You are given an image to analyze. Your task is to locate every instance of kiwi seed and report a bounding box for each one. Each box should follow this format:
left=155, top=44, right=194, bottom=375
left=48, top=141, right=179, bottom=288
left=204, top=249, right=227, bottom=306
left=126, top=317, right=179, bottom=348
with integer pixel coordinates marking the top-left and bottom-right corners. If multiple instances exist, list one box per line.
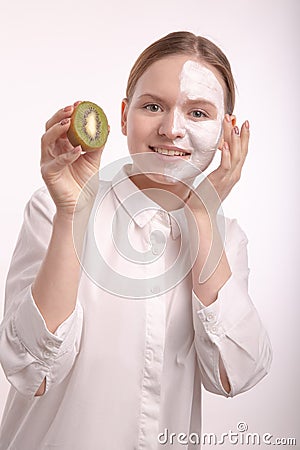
left=67, top=101, right=109, bottom=152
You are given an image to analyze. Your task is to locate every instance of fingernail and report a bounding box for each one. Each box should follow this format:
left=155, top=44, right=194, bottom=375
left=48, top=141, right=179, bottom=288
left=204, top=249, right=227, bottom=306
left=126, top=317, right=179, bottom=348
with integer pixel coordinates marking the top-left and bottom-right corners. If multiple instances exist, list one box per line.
left=225, top=114, right=231, bottom=122
left=234, top=126, right=239, bottom=135
left=63, top=105, right=73, bottom=112
left=245, top=120, right=250, bottom=129
left=61, top=118, right=70, bottom=125
left=74, top=101, right=81, bottom=107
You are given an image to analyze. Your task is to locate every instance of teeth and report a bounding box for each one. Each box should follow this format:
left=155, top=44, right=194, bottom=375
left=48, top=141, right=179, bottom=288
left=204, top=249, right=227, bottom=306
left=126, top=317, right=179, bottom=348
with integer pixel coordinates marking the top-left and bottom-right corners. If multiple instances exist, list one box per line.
left=152, top=147, right=189, bottom=157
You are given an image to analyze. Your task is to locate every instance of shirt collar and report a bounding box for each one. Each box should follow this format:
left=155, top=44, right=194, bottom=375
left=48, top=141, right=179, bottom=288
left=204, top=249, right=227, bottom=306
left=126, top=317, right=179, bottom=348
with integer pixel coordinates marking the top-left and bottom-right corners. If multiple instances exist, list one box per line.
left=112, top=164, right=185, bottom=239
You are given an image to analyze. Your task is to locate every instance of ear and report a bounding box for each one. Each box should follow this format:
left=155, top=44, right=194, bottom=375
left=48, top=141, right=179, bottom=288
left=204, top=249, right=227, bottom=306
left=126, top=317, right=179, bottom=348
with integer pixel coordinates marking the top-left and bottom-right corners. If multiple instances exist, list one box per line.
left=217, top=114, right=236, bottom=149
left=121, top=98, right=128, bottom=136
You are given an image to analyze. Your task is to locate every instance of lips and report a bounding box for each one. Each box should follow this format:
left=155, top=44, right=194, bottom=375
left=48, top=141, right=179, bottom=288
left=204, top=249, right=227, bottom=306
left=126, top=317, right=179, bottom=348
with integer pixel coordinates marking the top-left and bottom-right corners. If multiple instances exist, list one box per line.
left=149, top=146, right=191, bottom=157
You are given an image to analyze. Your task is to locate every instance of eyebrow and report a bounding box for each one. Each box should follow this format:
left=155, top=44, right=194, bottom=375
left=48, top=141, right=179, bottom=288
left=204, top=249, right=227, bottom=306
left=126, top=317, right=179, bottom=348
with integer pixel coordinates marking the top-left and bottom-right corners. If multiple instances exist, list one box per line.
left=184, top=98, right=217, bottom=110
left=137, top=93, right=217, bottom=110
left=137, top=93, right=166, bottom=103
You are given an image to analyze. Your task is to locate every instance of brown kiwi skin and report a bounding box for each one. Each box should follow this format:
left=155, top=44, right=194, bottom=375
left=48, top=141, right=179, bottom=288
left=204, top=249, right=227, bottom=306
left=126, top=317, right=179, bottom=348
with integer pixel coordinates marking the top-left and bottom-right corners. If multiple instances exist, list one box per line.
left=67, top=101, right=109, bottom=152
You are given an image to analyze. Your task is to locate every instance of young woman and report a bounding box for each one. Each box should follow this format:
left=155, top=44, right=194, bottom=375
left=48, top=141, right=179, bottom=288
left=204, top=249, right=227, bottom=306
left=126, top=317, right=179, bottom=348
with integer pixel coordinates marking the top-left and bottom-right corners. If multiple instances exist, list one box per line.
left=0, top=31, right=272, bottom=450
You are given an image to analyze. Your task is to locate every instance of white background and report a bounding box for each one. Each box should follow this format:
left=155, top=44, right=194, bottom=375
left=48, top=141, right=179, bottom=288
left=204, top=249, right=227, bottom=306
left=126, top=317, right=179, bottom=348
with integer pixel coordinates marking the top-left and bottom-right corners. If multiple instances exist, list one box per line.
left=0, top=0, right=299, bottom=448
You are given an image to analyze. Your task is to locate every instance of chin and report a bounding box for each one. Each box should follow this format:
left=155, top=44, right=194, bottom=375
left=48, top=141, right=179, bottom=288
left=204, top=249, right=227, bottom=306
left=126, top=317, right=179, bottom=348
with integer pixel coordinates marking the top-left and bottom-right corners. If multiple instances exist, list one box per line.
left=129, top=150, right=209, bottom=187
left=144, top=172, right=181, bottom=186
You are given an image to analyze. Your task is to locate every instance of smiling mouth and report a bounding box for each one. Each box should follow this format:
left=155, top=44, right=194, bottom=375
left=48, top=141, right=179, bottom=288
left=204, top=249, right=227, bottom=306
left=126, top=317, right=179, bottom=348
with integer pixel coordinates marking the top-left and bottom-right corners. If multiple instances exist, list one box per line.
left=149, top=146, right=191, bottom=157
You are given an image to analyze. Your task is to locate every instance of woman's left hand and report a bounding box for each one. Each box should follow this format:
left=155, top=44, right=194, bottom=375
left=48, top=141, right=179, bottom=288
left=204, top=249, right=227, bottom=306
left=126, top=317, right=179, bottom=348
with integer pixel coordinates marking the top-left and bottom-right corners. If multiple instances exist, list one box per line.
left=186, top=115, right=250, bottom=215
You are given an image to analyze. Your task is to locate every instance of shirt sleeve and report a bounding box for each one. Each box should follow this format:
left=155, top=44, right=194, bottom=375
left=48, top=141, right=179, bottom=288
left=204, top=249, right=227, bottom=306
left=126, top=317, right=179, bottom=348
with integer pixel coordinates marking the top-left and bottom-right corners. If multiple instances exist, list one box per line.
left=0, top=188, right=83, bottom=398
left=192, top=218, right=272, bottom=397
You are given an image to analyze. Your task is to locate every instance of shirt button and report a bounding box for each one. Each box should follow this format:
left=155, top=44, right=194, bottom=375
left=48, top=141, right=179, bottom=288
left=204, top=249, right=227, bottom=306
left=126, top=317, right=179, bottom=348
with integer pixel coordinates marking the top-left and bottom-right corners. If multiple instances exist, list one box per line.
left=206, top=313, right=215, bottom=322
left=152, top=246, right=160, bottom=255
left=46, top=339, right=54, bottom=348
left=151, top=286, right=161, bottom=295
left=210, top=326, right=218, bottom=334
left=43, top=350, right=51, bottom=359
left=198, top=311, right=206, bottom=321
left=147, top=349, right=154, bottom=362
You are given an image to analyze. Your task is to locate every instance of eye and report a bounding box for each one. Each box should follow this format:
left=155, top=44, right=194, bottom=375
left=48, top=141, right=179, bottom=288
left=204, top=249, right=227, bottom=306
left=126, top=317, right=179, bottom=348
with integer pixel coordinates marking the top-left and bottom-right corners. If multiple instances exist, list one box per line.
left=191, top=110, right=208, bottom=119
left=144, top=103, right=162, bottom=113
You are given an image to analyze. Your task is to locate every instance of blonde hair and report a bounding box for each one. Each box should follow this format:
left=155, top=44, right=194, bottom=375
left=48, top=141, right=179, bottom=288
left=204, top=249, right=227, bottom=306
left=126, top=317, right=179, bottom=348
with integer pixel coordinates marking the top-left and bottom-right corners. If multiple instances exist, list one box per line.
left=126, top=31, right=235, bottom=114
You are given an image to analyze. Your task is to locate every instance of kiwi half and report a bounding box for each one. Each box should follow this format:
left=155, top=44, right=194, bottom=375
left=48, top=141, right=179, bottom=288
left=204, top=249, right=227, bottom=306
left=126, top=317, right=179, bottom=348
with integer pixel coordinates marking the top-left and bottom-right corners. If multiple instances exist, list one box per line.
left=67, top=101, right=109, bottom=152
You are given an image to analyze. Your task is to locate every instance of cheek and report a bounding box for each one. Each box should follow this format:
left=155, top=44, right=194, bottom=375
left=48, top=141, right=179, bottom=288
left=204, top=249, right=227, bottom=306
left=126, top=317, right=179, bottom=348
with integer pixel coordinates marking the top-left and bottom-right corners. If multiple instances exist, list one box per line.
left=174, top=120, right=222, bottom=154
left=127, top=109, right=155, bottom=137
left=188, top=120, right=222, bottom=153
left=126, top=112, right=144, bottom=142
left=173, top=120, right=223, bottom=172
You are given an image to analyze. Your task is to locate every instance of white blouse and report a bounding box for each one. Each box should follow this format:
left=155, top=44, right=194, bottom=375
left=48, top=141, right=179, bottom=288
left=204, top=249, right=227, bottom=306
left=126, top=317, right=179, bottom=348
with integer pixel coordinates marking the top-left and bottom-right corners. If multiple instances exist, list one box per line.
left=0, top=165, right=272, bottom=450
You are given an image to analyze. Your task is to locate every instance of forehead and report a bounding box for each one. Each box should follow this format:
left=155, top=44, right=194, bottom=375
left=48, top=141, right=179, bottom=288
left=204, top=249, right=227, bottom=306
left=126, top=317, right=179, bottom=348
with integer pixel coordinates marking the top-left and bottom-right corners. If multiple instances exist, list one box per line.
left=132, top=55, right=225, bottom=102
left=180, top=60, right=223, bottom=98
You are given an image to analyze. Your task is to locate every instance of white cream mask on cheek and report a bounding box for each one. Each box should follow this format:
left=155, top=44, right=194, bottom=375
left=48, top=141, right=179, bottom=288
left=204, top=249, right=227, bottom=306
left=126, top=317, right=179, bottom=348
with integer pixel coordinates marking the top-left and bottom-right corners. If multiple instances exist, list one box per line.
left=162, top=60, right=225, bottom=182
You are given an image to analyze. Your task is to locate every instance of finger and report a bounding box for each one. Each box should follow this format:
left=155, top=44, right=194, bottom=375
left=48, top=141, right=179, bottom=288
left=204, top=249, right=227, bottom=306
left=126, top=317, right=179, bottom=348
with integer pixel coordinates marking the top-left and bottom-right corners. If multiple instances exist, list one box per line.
left=219, top=141, right=231, bottom=171
left=41, top=146, right=81, bottom=179
left=228, top=125, right=242, bottom=165
left=222, top=114, right=236, bottom=147
left=240, top=120, right=250, bottom=159
left=45, top=105, right=75, bottom=131
left=41, top=118, right=72, bottom=162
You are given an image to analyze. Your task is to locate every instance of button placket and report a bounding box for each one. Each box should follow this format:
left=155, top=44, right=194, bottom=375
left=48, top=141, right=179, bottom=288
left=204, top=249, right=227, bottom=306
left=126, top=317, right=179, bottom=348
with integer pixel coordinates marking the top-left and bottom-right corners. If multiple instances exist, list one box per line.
left=152, top=247, right=160, bottom=255
left=138, top=298, right=166, bottom=448
left=43, top=350, right=51, bottom=359
left=46, top=339, right=54, bottom=349
left=149, top=228, right=166, bottom=257
left=206, top=312, right=216, bottom=322
left=150, top=285, right=161, bottom=295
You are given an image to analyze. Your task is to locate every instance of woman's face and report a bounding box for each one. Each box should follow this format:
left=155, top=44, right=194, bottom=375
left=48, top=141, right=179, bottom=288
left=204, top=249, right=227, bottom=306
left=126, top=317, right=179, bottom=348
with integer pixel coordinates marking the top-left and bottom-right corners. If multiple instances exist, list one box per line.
left=121, top=54, right=226, bottom=185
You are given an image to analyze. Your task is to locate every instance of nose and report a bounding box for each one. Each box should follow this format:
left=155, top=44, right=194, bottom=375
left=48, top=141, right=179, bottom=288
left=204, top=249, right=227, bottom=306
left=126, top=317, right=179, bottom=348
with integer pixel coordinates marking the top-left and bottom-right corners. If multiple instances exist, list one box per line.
left=158, top=108, right=186, bottom=140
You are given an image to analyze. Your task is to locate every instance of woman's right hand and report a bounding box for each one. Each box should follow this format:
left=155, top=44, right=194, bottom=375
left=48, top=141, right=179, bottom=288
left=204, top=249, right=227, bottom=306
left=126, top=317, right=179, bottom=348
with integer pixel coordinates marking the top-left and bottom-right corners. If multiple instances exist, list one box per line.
left=40, top=102, right=108, bottom=219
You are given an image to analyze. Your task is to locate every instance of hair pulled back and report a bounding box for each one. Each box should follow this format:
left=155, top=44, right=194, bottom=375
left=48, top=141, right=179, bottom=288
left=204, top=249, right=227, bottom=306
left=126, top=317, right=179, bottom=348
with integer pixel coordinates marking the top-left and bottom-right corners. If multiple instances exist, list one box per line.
left=126, top=31, right=235, bottom=115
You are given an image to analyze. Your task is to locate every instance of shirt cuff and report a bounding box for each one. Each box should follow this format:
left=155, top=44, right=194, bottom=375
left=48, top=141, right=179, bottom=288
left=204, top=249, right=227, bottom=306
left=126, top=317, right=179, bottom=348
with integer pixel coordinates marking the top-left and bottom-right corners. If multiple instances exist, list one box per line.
left=13, top=285, right=80, bottom=365
left=192, top=273, right=253, bottom=344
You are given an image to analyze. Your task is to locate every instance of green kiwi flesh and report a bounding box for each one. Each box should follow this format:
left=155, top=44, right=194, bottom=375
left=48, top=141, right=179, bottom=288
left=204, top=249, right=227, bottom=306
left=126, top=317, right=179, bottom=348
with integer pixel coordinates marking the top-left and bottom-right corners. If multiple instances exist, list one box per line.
left=67, top=101, right=109, bottom=152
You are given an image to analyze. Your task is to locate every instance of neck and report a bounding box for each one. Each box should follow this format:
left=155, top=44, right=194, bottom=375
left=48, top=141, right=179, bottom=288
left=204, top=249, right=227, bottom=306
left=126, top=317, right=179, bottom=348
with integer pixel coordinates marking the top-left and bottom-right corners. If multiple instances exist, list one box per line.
left=129, top=173, right=191, bottom=211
